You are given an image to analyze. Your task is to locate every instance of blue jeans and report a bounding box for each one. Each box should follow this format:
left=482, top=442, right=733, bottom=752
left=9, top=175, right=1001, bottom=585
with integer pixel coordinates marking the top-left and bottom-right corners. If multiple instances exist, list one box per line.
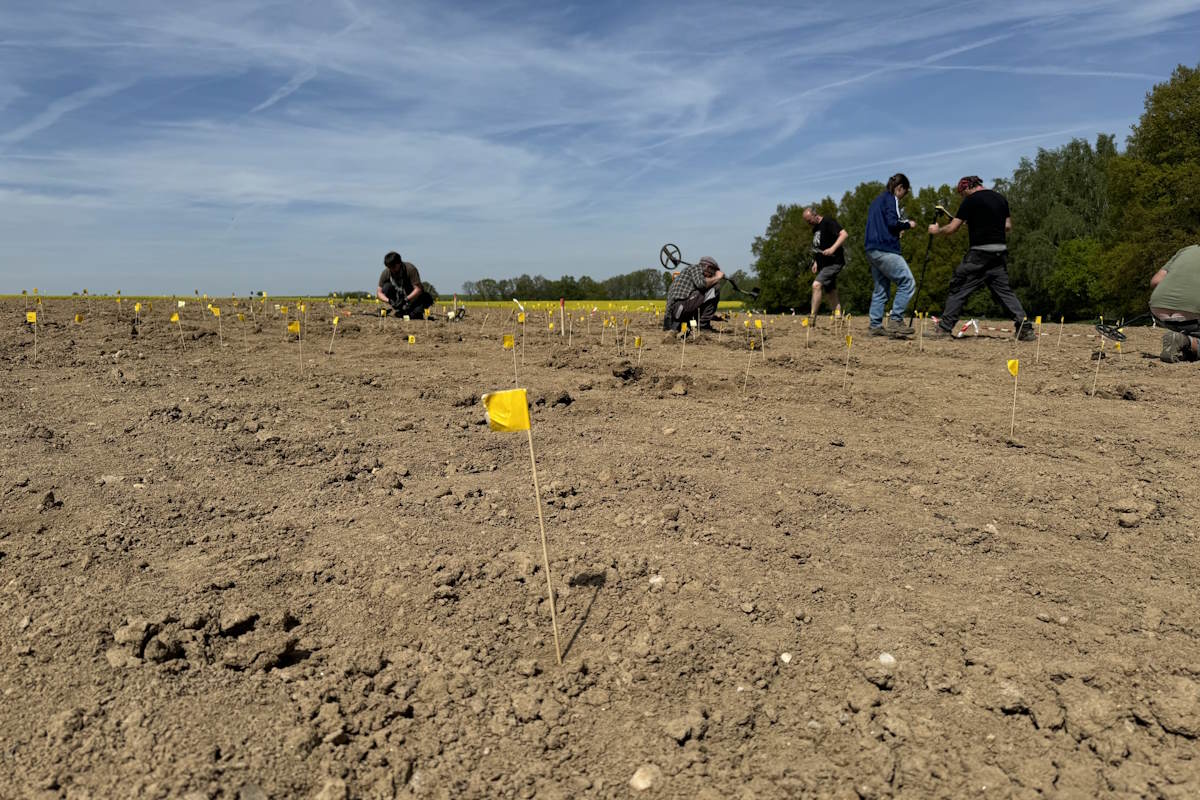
left=866, top=249, right=915, bottom=328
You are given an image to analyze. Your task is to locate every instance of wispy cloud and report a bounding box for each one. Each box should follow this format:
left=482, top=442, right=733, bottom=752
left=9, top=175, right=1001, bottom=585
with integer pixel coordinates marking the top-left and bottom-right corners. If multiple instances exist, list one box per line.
left=251, top=65, right=317, bottom=112
left=0, top=82, right=127, bottom=146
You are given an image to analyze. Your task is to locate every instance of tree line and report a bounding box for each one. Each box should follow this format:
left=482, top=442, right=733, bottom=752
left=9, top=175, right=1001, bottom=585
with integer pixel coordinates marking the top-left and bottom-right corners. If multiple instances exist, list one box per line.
left=456, top=64, right=1197, bottom=320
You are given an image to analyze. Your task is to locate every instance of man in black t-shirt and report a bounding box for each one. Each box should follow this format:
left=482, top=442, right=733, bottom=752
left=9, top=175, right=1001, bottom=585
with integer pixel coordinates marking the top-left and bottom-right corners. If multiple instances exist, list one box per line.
left=377, top=251, right=435, bottom=318
left=802, top=207, right=848, bottom=323
left=927, top=176, right=1035, bottom=341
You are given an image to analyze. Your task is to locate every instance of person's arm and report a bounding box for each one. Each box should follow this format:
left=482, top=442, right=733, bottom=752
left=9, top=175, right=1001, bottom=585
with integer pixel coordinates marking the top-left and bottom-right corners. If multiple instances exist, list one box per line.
left=376, top=285, right=389, bottom=303
left=405, top=282, right=423, bottom=303
left=885, top=197, right=915, bottom=234
left=703, top=269, right=724, bottom=289
left=1150, top=268, right=1168, bottom=288
left=929, top=218, right=965, bottom=236
left=823, top=229, right=849, bottom=256
left=1005, top=216, right=1013, bottom=234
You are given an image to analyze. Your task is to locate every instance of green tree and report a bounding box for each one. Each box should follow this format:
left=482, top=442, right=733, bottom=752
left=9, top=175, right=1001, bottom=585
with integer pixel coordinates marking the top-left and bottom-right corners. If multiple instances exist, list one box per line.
left=1102, top=64, right=1200, bottom=316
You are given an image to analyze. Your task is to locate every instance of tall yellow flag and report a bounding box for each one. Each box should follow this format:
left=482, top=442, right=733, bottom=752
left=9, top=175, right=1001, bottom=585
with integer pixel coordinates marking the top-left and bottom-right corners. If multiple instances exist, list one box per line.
left=503, top=334, right=514, bottom=349
left=634, top=336, right=642, bottom=348
left=481, top=389, right=530, bottom=432
left=755, top=319, right=763, bottom=329
left=288, top=320, right=300, bottom=334
left=134, top=302, right=142, bottom=313
left=211, top=307, right=221, bottom=317
left=1007, top=359, right=1019, bottom=377
left=408, top=335, right=416, bottom=344
left=518, top=312, right=526, bottom=324
left=846, top=334, right=852, bottom=348
left=26, top=311, right=37, bottom=323
left=332, top=316, right=339, bottom=326
left=74, top=313, right=84, bottom=324
left=801, top=317, right=809, bottom=328
left=1034, top=316, right=1042, bottom=325
left=170, top=312, right=180, bottom=323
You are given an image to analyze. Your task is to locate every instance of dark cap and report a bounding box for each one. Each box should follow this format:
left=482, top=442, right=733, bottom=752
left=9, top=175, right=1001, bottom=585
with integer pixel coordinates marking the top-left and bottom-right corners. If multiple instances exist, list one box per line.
left=697, top=256, right=719, bottom=271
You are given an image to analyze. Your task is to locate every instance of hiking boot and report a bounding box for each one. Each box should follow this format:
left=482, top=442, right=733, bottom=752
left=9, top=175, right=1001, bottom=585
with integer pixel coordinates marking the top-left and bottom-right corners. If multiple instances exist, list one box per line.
left=869, top=325, right=888, bottom=337
left=1016, top=323, right=1037, bottom=342
left=925, top=324, right=953, bottom=339
left=1161, top=331, right=1193, bottom=363
left=887, top=317, right=914, bottom=337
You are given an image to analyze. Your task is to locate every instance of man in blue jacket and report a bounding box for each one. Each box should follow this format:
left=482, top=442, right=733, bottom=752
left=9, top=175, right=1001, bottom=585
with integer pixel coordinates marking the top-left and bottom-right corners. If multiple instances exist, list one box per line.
left=864, top=174, right=918, bottom=337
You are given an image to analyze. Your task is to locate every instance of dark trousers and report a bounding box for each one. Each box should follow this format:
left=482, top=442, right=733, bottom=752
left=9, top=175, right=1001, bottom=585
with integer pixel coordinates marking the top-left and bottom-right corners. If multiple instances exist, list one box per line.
left=938, top=249, right=1028, bottom=332
left=663, top=289, right=719, bottom=330
left=382, top=284, right=434, bottom=318
left=1153, top=313, right=1200, bottom=337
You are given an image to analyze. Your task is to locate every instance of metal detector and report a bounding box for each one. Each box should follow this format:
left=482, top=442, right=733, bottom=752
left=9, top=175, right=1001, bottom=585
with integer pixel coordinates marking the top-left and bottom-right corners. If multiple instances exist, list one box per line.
left=907, top=203, right=953, bottom=325
left=659, top=243, right=761, bottom=300
left=1095, top=312, right=1152, bottom=342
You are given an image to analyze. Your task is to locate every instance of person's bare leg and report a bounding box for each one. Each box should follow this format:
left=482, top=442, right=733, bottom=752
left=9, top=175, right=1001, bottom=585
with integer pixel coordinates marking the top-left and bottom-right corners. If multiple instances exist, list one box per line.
left=810, top=281, right=823, bottom=317
left=826, top=286, right=839, bottom=314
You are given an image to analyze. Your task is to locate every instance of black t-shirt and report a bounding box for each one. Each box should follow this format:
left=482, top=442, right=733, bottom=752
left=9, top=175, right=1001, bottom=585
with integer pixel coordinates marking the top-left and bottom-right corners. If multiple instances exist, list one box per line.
left=955, top=189, right=1010, bottom=248
left=812, top=216, right=846, bottom=266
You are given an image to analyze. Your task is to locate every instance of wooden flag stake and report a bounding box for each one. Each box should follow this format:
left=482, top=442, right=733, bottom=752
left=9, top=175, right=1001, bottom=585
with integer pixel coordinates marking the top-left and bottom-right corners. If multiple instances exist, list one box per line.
left=1035, top=317, right=1043, bottom=364
left=680, top=322, right=687, bottom=369
left=1009, top=360, right=1019, bottom=438
left=841, top=335, right=852, bottom=392
left=1090, top=336, right=1105, bottom=397
left=328, top=317, right=339, bottom=354
left=1057, top=316, right=1065, bottom=348
left=742, top=344, right=753, bottom=395
left=525, top=426, right=562, bottom=665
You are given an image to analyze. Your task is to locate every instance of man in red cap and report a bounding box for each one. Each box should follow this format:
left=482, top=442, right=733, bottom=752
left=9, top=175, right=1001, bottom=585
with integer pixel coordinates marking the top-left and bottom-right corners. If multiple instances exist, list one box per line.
left=926, top=176, right=1035, bottom=340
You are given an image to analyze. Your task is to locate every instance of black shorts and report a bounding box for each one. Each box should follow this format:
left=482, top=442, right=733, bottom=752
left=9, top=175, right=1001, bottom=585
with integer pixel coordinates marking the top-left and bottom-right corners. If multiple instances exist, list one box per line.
left=814, top=263, right=844, bottom=289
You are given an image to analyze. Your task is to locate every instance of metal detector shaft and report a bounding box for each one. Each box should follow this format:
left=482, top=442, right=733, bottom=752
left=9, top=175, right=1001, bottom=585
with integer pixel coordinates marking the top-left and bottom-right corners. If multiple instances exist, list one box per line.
left=907, top=206, right=950, bottom=326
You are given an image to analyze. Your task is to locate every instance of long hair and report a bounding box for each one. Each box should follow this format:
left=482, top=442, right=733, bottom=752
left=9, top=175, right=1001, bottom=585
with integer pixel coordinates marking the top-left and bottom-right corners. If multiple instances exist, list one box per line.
left=885, top=173, right=911, bottom=194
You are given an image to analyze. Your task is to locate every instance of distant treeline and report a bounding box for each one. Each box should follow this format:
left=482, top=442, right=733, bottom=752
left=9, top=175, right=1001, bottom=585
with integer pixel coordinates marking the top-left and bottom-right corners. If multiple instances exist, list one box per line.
left=458, top=269, right=753, bottom=303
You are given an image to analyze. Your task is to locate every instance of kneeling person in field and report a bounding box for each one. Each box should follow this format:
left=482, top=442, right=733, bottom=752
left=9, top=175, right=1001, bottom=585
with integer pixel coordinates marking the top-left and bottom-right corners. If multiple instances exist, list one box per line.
left=663, top=256, right=724, bottom=332
left=1150, top=244, right=1200, bottom=363
left=377, top=251, right=435, bottom=318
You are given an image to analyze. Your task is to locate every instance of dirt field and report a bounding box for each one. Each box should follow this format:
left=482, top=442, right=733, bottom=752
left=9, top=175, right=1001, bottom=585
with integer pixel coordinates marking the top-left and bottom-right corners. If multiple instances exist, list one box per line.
left=3, top=298, right=1198, bottom=799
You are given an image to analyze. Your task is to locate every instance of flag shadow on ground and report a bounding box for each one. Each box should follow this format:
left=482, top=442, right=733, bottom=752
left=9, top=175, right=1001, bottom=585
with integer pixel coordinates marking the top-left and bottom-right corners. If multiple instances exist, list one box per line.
left=562, top=570, right=606, bottom=660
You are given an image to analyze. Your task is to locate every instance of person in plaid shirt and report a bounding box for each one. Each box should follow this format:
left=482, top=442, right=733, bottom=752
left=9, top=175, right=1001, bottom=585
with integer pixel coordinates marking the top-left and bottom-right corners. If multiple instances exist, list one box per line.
left=662, top=256, right=725, bottom=331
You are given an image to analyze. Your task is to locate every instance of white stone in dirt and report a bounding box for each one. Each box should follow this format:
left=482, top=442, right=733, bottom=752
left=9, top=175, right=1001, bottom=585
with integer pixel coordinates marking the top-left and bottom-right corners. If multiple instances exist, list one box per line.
left=878, top=652, right=896, bottom=667
left=648, top=575, right=665, bottom=591
left=780, top=652, right=793, bottom=664
left=629, top=764, right=663, bottom=791
left=662, top=427, right=676, bottom=436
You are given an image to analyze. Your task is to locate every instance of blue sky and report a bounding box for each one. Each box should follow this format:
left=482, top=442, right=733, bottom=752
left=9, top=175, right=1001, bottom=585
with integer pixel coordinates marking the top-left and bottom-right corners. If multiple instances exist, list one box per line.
left=2, top=1, right=1199, bottom=295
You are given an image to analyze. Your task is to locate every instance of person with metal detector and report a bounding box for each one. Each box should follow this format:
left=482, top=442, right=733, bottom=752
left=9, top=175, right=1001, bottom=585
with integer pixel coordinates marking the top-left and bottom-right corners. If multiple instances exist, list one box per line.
left=864, top=173, right=918, bottom=338
left=926, top=176, right=1035, bottom=341
left=662, top=254, right=724, bottom=332
left=377, top=251, right=435, bottom=319
left=802, top=207, right=848, bottom=324
left=1149, top=244, right=1200, bottom=363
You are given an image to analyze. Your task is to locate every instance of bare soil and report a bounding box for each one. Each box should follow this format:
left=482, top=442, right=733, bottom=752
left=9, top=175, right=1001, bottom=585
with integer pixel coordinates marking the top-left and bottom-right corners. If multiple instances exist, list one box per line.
left=3, top=299, right=1198, bottom=799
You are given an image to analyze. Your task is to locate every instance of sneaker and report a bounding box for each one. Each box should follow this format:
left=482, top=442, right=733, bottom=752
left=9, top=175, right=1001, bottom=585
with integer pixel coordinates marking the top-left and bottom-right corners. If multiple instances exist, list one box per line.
left=869, top=325, right=888, bottom=337
left=887, top=317, right=914, bottom=337
left=1161, top=331, right=1191, bottom=363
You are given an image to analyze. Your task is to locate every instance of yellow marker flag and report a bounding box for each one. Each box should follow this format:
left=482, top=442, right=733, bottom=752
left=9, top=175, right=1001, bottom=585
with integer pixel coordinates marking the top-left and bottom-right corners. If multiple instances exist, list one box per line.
left=288, top=320, right=300, bottom=334
left=1035, top=316, right=1042, bottom=325
left=408, top=335, right=416, bottom=344
left=379, top=309, right=386, bottom=317
left=237, top=313, right=245, bottom=322
left=846, top=335, right=852, bottom=348
left=1007, top=359, right=1019, bottom=377
left=755, top=319, right=763, bottom=329
left=26, top=311, right=37, bottom=323
left=135, top=302, right=142, bottom=313
left=743, top=320, right=749, bottom=328
left=1115, top=342, right=1122, bottom=353
left=170, top=312, right=180, bottom=323
left=548, top=322, right=555, bottom=331
left=299, top=303, right=306, bottom=313
left=503, top=334, right=514, bottom=349
left=680, top=322, right=687, bottom=333
left=481, top=388, right=530, bottom=432
left=281, top=305, right=289, bottom=314
left=211, top=307, right=221, bottom=317
left=634, top=336, right=642, bottom=348
left=332, top=316, right=339, bottom=326
left=801, top=317, right=809, bottom=328
left=74, top=313, right=84, bottom=324
left=518, top=312, right=526, bottom=324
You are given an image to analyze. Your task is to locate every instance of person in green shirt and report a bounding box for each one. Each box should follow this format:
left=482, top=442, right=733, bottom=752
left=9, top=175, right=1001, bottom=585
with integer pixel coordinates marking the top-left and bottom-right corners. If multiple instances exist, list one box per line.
left=1149, top=245, right=1200, bottom=363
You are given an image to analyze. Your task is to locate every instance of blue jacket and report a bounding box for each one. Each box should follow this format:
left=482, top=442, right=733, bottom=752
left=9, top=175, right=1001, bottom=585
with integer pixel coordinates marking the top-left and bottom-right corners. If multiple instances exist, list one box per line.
left=864, top=191, right=911, bottom=255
